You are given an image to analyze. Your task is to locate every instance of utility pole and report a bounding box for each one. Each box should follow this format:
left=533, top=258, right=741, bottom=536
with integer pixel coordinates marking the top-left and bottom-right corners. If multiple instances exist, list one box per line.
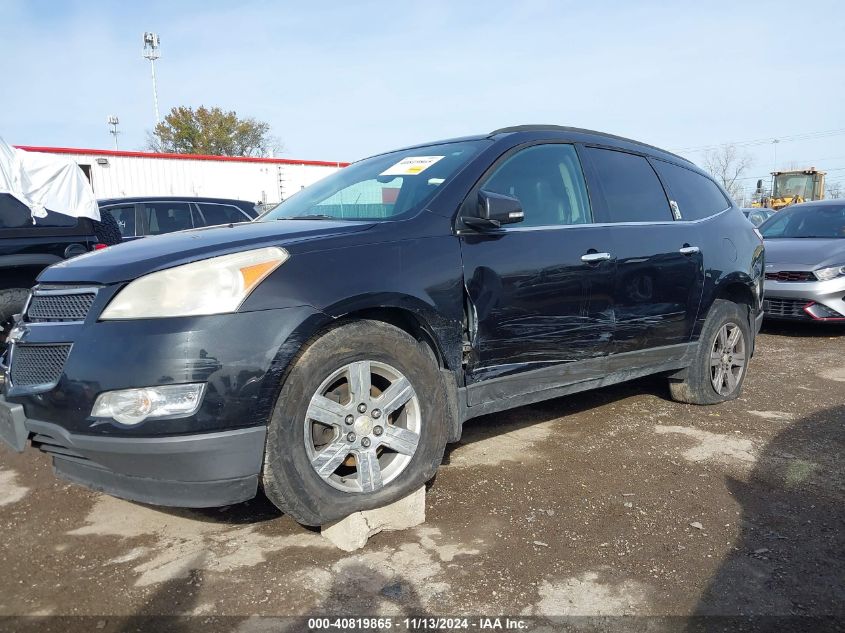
left=142, top=32, right=161, bottom=126
left=107, top=115, right=120, bottom=150
left=772, top=138, right=780, bottom=171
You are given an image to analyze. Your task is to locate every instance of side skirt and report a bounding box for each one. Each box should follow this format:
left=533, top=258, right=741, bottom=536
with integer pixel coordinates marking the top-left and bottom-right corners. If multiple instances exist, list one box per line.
left=460, top=342, right=695, bottom=422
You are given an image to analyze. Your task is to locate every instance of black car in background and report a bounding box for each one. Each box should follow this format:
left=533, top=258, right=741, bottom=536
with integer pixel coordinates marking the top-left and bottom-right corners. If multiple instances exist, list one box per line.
left=0, top=193, right=122, bottom=343
left=0, top=126, right=764, bottom=526
left=0, top=195, right=258, bottom=343
left=100, top=196, right=259, bottom=240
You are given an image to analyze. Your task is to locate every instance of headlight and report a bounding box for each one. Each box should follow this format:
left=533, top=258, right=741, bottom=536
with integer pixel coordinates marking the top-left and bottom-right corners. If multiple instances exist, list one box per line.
left=101, top=247, right=288, bottom=319
left=91, top=383, right=206, bottom=426
left=814, top=265, right=845, bottom=282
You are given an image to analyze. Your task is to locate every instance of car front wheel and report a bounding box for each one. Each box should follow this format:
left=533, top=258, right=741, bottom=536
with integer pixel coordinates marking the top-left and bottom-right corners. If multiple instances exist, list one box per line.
left=262, top=320, right=449, bottom=526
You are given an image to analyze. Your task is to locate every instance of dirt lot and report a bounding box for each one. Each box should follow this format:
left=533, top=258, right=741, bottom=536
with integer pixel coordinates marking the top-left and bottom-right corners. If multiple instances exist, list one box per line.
left=0, top=322, right=843, bottom=627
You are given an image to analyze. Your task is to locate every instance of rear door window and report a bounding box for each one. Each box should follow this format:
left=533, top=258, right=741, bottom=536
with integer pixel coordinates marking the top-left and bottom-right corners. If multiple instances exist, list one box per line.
left=584, top=148, right=672, bottom=223
left=652, top=160, right=731, bottom=220
left=102, top=205, right=137, bottom=237
left=197, top=203, right=251, bottom=226
left=142, top=202, right=193, bottom=235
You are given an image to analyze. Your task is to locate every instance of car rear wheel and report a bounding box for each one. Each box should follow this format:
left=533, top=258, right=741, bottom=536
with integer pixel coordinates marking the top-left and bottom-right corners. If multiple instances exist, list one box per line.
left=262, top=320, right=449, bottom=526
left=669, top=299, right=751, bottom=405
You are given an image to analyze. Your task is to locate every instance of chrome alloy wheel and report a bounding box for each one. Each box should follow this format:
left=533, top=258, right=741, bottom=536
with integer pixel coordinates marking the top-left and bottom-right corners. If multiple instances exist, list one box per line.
left=304, top=360, right=421, bottom=493
left=710, top=322, right=746, bottom=396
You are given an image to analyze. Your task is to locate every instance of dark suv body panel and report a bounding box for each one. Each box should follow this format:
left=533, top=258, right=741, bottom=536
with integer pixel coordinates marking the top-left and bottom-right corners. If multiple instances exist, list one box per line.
left=0, top=127, right=764, bottom=509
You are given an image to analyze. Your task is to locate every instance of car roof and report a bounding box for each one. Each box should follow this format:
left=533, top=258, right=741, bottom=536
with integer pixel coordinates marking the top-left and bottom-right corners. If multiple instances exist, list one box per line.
left=488, top=125, right=692, bottom=164
left=374, top=125, right=694, bottom=168
left=97, top=196, right=256, bottom=206
left=787, top=198, right=845, bottom=208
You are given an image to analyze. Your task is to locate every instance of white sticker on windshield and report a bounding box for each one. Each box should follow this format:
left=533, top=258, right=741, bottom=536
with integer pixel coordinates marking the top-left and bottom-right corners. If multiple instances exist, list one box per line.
left=380, top=156, right=444, bottom=176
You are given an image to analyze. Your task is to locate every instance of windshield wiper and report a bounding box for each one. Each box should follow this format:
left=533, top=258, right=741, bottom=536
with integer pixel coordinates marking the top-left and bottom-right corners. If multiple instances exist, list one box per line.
left=277, top=214, right=338, bottom=221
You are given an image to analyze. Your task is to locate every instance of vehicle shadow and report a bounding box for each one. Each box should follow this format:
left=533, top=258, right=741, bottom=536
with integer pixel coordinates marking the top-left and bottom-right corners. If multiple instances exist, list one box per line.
left=147, top=374, right=670, bottom=524
left=761, top=320, right=845, bottom=337
left=443, top=374, right=668, bottom=464
left=693, top=404, right=845, bottom=624
left=132, top=491, right=284, bottom=526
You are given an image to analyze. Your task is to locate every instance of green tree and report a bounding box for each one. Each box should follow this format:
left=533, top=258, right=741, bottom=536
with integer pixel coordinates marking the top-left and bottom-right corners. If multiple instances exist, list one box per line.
left=147, top=106, right=277, bottom=157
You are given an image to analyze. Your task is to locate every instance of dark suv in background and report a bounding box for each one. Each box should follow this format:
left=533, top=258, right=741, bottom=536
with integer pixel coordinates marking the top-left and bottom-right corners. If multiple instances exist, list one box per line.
left=0, top=126, right=764, bottom=526
left=0, top=193, right=122, bottom=343
left=101, top=196, right=259, bottom=241
left=0, top=195, right=258, bottom=343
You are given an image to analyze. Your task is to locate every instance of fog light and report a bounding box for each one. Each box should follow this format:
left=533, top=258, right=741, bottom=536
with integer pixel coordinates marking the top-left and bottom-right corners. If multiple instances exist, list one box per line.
left=91, top=384, right=206, bottom=426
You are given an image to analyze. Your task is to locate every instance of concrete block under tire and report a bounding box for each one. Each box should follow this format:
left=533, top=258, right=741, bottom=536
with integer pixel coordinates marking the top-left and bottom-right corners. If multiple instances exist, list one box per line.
left=321, top=486, right=426, bottom=551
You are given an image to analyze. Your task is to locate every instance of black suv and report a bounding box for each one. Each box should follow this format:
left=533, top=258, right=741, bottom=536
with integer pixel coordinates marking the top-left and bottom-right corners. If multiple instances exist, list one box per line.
left=0, top=194, right=121, bottom=343
left=100, top=196, right=259, bottom=241
left=0, top=126, right=764, bottom=525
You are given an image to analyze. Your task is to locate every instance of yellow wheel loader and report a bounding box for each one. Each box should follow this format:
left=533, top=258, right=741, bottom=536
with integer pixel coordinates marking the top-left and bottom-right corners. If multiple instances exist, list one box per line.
left=751, top=168, right=826, bottom=210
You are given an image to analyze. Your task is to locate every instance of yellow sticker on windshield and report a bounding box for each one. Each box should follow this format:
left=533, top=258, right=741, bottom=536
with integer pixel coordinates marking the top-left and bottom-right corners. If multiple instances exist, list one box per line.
left=380, top=156, right=444, bottom=176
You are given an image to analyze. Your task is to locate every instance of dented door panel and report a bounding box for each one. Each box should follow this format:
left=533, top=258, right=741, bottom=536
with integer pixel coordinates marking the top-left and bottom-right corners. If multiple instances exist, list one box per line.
left=460, top=225, right=615, bottom=404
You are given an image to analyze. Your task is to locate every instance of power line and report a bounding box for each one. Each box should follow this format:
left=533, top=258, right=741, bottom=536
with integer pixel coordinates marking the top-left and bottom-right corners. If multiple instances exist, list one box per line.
left=672, top=128, right=845, bottom=153
left=732, top=165, right=845, bottom=182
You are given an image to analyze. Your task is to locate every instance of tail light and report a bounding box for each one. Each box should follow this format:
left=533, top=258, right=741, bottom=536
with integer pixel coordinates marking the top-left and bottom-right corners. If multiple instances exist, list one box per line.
left=93, top=243, right=108, bottom=250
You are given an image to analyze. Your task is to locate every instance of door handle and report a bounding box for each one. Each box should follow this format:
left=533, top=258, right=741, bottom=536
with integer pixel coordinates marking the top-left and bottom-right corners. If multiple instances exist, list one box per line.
left=581, top=252, right=613, bottom=264
left=679, top=246, right=701, bottom=255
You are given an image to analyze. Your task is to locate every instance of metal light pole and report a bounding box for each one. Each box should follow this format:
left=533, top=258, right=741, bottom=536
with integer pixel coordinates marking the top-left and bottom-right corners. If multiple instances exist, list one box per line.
left=107, top=115, right=120, bottom=150
left=142, top=32, right=161, bottom=126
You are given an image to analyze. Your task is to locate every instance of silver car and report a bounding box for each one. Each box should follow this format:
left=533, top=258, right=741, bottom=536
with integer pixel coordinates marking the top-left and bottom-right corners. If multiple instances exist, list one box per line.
left=742, top=207, right=775, bottom=227
left=760, top=200, right=845, bottom=322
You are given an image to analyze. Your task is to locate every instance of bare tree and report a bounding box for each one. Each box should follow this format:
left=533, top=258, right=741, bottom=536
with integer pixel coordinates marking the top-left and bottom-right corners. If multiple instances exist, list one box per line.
left=702, top=144, right=753, bottom=203
left=825, top=181, right=843, bottom=199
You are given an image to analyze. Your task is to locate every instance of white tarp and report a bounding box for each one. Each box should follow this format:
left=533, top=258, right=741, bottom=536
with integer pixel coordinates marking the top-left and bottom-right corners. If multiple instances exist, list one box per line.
left=0, top=137, right=100, bottom=222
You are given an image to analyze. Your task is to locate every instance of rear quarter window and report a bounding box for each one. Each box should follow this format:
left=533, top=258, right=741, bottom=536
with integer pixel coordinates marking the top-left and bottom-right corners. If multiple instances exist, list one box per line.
left=102, top=205, right=136, bottom=237
left=653, top=160, right=731, bottom=221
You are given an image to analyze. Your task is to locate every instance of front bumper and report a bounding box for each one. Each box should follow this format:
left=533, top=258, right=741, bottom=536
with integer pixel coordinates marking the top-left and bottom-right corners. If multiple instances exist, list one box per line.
left=3, top=304, right=327, bottom=435
left=763, top=275, right=845, bottom=321
left=0, top=394, right=266, bottom=507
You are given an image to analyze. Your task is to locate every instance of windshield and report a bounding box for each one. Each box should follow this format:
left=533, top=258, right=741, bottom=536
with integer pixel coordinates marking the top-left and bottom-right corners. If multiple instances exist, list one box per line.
left=773, top=173, right=814, bottom=199
left=760, top=204, right=845, bottom=239
left=261, top=140, right=489, bottom=221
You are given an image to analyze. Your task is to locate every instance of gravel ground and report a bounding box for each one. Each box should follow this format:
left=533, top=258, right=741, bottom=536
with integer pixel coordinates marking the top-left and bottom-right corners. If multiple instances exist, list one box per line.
left=0, top=322, right=843, bottom=627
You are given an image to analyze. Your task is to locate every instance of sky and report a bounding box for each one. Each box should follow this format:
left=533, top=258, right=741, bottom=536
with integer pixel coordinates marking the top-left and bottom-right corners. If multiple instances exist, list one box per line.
left=2, top=0, right=844, bottom=197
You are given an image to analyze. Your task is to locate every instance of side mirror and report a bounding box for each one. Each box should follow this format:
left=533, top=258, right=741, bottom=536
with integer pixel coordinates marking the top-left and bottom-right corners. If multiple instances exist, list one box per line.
left=465, top=190, right=525, bottom=229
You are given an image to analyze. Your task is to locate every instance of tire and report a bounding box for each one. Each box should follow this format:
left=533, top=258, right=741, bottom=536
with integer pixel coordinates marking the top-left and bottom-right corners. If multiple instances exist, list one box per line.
left=669, top=299, right=751, bottom=405
left=0, top=288, right=30, bottom=346
left=262, top=320, right=450, bottom=526
left=92, top=210, right=122, bottom=246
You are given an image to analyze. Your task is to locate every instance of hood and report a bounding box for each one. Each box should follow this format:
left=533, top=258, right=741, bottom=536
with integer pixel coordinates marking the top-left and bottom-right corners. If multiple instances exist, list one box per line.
left=764, top=238, right=845, bottom=268
left=39, top=219, right=375, bottom=284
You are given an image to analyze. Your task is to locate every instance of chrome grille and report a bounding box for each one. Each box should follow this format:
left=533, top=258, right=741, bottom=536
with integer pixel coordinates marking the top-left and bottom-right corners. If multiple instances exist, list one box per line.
left=10, top=344, right=71, bottom=388
left=765, top=271, right=815, bottom=282
left=27, top=292, right=96, bottom=322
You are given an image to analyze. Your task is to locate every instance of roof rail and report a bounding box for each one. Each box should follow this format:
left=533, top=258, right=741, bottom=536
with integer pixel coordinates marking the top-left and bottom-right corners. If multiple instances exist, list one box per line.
left=488, top=125, right=692, bottom=164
